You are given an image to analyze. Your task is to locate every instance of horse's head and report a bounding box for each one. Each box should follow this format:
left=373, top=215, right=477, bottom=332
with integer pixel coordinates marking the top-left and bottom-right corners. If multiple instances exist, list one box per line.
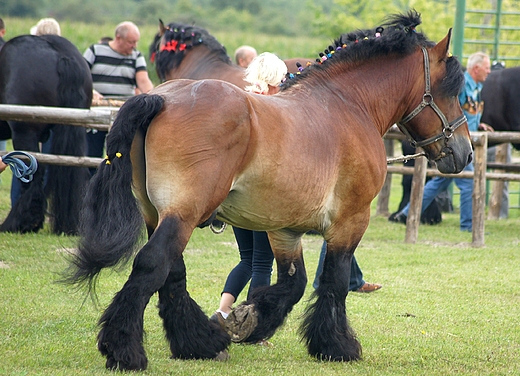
left=150, top=20, right=233, bottom=82
left=149, top=20, right=205, bottom=81
left=398, top=29, right=473, bottom=174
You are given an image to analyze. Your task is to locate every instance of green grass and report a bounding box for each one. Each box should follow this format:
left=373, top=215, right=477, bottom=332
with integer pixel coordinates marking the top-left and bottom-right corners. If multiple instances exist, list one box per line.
left=1, top=154, right=519, bottom=375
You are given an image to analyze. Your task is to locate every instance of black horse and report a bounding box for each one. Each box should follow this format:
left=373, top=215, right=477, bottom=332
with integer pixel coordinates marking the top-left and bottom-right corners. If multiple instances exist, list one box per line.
left=481, top=65, right=520, bottom=149
left=0, top=35, right=92, bottom=234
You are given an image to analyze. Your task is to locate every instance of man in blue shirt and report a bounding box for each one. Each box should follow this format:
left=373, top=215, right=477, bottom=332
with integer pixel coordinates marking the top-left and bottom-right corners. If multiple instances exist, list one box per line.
left=390, top=52, right=492, bottom=232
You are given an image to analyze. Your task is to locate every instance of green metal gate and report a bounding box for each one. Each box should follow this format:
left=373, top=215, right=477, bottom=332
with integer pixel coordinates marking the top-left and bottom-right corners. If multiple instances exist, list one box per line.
left=453, top=0, right=520, bottom=66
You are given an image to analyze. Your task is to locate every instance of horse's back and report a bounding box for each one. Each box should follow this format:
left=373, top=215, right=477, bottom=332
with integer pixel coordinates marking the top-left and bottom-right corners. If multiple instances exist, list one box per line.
left=0, top=35, right=91, bottom=107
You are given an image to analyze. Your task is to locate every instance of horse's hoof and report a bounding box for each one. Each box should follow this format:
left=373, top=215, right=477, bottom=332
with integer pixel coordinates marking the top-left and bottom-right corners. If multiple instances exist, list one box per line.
left=105, top=356, right=147, bottom=371
left=223, top=304, right=258, bottom=343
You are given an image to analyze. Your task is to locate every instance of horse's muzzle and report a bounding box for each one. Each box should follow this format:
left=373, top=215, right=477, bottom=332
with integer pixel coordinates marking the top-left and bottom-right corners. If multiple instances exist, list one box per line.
left=434, top=145, right=473, bottom=174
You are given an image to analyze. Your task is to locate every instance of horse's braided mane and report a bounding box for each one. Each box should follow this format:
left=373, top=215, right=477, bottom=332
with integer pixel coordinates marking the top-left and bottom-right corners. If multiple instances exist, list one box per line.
left=154, top=23, right=232, bottom=80
left=281, top=10, right=437, bottom=91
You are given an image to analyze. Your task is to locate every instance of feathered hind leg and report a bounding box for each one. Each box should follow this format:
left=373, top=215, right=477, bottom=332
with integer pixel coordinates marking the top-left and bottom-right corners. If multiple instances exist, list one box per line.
left=157, top=217, right=230, bottom=360
left=98, top=217, right=182, bottom=371
left=301, top=242, right=362, bottom=361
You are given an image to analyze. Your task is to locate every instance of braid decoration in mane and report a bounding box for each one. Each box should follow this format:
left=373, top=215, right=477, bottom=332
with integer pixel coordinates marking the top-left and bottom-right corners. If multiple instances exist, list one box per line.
left=281, top=10, right=433, bottom=90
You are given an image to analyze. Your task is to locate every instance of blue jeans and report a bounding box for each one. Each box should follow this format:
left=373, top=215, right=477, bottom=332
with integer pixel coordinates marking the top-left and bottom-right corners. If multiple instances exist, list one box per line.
left=313, top=241, right=364, bottom=291
left=222, top=227, right=274, bottom=300
left=10, top=131, right=53, bottom=206
left=402, top=162, right=474, bottom=231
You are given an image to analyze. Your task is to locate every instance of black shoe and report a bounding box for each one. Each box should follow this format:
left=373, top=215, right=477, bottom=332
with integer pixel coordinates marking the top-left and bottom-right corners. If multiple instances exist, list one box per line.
left=388, top=212, right=407, bottom=224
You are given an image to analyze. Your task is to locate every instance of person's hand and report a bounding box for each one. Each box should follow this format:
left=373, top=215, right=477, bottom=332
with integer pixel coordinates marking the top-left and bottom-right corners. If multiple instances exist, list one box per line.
left=478, top=123, right=494, bottom=132
left=92, top=89, right=104, bottom=101
left=0, top=160, right=7, bottom=173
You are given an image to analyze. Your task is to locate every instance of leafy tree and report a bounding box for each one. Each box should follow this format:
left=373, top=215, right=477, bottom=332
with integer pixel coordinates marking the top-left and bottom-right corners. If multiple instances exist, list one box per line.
left=217, top=0, right=262, bottom=14
left=0, top=0, right=40, bottom=17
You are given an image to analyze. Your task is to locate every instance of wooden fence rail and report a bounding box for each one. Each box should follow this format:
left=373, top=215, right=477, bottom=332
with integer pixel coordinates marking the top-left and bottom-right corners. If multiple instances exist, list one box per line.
left=0, top=151, right=103, bottom=168
left=380, top=130, right=520, bottom=247
left=0, top=104, right=115, bottom=131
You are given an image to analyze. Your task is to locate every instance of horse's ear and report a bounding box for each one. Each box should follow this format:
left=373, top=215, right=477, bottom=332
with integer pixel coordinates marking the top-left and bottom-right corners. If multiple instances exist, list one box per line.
left=159, top=19, right=167, bottom=36
left=433, top=28, right=452, bottom=60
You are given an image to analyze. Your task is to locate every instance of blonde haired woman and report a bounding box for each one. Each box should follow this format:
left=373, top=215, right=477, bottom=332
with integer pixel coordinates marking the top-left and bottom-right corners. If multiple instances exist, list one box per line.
left=244, top=52, right=287, bottom=95
left=211, top=52, right=287, bottom=345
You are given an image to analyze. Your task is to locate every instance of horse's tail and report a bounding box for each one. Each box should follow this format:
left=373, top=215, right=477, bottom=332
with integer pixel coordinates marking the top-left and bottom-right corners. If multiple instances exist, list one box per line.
left=66, top=94, right=165, bottom=289
left=45, top=56, right=91, bottom=234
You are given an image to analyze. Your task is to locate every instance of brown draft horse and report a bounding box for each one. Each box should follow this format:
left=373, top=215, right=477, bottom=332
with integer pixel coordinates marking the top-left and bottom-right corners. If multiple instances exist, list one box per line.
left=66, top=12, right=472, bottom=371
left=150, top=20, right=312, bottom=86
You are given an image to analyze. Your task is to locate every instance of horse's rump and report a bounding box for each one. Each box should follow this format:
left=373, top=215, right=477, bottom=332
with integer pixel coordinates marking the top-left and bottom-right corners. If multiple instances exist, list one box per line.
left=0, top=35, right=92, bottom=234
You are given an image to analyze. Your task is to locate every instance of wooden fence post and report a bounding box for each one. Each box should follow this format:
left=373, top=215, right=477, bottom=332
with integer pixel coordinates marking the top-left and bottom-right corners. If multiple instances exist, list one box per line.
left=487, top=143, right=508, bottom=220
left=471, top=133, right=487, bottom=247
left=405, top=149, right=427, bottom=244
left=376, top=139, right=394, bottom=216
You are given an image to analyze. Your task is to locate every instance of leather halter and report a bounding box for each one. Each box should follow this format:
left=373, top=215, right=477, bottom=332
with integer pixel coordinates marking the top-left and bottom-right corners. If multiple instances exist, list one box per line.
left=397, top=47, right=467, bottom=149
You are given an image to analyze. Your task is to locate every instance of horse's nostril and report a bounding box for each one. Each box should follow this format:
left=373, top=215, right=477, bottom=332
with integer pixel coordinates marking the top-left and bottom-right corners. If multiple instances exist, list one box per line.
left=467, top=152, right=473, bottom=165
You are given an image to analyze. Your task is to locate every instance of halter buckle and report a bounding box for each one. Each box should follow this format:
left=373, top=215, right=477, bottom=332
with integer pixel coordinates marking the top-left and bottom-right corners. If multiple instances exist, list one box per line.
left=422, top=93, right=433, bottom=104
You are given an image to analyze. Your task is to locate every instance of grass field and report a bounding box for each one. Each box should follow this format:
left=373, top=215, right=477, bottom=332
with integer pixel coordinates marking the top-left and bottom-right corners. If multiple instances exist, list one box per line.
left=1, top=143, right=519, bottom=375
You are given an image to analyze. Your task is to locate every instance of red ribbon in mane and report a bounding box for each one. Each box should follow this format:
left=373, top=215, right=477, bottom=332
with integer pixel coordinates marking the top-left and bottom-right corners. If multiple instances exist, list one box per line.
left=160, top=40, right=179, bottom=52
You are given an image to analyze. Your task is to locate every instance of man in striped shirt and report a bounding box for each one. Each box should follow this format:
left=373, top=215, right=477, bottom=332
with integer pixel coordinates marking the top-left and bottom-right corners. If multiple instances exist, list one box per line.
left=83, top=21, right=153, bottom=160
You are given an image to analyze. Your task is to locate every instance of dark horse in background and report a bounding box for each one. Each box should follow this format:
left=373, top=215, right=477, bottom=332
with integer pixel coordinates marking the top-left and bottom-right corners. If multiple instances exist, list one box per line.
left=150, top=20, right=312, bottom=86
left=481, top=65, right=520, bottom=149
left=0, top=35, right=92, bottom=234
left=66, top=12, right=472, bottom=370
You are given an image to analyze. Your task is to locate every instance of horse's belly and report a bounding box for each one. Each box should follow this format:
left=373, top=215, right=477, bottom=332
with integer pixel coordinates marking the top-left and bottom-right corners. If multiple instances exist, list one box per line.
left=216, top=179, right=328, bottom=232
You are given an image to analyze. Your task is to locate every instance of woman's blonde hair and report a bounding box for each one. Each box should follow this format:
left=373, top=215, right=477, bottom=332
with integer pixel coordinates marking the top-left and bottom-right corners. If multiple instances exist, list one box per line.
left=244, top=52, right=287, bottom=94
left=32, top=18, right=61, bottom=36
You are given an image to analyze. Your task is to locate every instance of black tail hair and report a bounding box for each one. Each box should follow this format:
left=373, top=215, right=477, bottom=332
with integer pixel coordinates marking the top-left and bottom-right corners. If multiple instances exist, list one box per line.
left=64, top=94, right=165, bottom=290
left=45, top=56, right=91, bottom=235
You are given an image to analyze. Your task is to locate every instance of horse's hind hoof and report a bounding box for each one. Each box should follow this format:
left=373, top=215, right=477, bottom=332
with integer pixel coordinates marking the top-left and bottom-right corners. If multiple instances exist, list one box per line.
left=224, top=304, right=258, bottom=343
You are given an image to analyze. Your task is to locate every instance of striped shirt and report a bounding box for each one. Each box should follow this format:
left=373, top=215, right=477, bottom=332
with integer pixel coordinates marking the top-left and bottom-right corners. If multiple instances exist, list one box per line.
left=83, top=43, right=147, bottom=96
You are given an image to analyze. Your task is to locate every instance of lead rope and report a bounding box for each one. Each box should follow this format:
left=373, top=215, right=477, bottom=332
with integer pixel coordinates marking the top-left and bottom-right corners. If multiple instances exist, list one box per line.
left=2, top=151, right=38, bottom=182
left=386, top=152, right=426, bottom=164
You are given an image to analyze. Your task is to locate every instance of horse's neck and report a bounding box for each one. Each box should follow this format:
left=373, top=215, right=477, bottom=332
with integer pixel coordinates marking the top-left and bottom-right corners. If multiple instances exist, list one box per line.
left=322, top=55, right=422, bottom=136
